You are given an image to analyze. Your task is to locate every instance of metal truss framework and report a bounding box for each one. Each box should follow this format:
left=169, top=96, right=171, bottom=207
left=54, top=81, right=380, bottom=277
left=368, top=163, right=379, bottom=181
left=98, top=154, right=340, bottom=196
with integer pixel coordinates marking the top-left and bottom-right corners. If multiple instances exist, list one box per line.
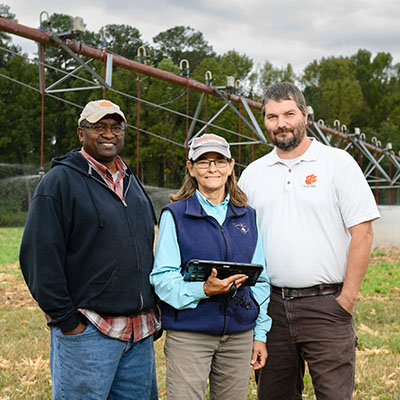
left=307, top=122, right=400, bottom=190
left=0, top=16, right=399, bottom=195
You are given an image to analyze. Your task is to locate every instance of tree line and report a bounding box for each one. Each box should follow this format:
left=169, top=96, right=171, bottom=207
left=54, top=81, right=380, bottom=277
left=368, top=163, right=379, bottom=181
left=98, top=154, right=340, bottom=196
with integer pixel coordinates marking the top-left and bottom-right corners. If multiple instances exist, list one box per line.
left=1, top=4, right=400, bottom=189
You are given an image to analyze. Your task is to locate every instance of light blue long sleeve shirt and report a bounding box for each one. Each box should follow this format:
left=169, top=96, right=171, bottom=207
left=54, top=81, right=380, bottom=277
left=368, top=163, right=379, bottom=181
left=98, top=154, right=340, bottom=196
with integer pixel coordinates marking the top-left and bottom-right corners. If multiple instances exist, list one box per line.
left=150, top=190, right=271, bottom=342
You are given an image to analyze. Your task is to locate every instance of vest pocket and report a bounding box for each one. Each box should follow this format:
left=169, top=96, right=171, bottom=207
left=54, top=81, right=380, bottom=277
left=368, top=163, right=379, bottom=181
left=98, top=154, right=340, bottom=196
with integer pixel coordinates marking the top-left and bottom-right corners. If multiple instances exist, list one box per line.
left=227, top=287, right=258, bottom=326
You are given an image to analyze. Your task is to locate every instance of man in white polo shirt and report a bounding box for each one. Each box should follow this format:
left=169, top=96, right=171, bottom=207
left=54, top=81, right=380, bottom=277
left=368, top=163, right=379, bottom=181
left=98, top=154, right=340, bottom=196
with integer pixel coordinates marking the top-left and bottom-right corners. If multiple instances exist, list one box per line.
left=239, top=82, right=380, bottom=400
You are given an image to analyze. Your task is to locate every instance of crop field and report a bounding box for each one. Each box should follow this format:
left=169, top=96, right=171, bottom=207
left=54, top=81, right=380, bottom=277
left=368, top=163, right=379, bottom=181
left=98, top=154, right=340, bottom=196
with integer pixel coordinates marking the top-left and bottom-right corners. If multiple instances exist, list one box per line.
left=0, top=227, right=399, bottom=399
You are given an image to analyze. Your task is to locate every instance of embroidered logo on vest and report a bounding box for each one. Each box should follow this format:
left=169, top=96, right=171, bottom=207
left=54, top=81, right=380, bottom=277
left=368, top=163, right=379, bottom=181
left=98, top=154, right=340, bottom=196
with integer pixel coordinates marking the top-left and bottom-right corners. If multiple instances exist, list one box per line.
left=233, top=222, right=249, bottom=234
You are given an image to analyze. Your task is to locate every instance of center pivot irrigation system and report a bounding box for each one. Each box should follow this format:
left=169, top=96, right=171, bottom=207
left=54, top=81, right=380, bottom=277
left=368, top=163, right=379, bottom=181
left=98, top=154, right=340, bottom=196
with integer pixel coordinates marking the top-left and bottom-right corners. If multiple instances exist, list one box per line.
left=0, top=15, right=399, bottom=204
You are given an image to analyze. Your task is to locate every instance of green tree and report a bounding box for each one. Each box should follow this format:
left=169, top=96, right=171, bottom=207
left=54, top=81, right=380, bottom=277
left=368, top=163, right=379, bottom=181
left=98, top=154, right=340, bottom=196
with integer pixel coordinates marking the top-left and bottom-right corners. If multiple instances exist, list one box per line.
left=0, top=5, right=45, bottom=165
left=352, top=49, right=399, bottom=129
left=191, top=52, right=267, bottom=170
left=153, top=26, right=215, bottom=71
left=0, top=56, right=41, bottom=164
left=258, top=61, right=296, bottom=89
left=0, top=4, right=22, bottom=66
left=301, top=50, right=400, bottom=154
left=102, top=24, right=146, bottom=60
left=302, top=56, right=364, bottom=127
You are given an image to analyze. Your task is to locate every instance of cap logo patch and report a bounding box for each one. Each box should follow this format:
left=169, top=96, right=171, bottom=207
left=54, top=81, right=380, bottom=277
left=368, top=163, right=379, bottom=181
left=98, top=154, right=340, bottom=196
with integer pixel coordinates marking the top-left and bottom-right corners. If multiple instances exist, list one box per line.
left=194, top=136, right=224, bottom=145
left=99, top=100, right=114, bottom=107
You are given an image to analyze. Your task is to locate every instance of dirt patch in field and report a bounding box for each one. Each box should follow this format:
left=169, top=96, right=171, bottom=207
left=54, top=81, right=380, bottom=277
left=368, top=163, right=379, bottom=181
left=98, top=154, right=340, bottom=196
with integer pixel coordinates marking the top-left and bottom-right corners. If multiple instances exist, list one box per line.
left=369, top=247, right=400, bottom=266
left=0, top=248, right=398, bottom=309
left=0, top=263, right=36, bottom=307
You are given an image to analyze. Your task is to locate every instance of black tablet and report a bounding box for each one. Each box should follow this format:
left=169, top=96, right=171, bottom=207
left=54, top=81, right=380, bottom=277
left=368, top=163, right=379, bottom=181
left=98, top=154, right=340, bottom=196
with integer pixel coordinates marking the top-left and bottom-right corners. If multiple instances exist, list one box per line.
left=183, top=259, right=263, bottom=286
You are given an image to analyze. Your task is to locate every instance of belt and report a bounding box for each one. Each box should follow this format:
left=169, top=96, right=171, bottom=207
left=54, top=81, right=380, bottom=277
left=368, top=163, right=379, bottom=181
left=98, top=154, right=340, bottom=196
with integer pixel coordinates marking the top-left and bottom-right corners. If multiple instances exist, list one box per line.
left=271, top=283, right=343, bottom=300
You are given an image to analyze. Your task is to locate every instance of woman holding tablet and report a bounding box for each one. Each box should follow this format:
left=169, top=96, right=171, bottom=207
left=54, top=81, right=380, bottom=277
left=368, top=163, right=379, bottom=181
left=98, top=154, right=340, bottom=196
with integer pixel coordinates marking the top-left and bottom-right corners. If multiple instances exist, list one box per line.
left=150, top=133, right=270, bottom=400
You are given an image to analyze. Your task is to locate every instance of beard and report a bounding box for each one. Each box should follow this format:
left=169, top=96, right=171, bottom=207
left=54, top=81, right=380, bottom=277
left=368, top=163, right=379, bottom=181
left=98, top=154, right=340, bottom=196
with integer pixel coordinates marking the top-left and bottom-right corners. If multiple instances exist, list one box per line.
left=267, top=123, right=306, bottom=152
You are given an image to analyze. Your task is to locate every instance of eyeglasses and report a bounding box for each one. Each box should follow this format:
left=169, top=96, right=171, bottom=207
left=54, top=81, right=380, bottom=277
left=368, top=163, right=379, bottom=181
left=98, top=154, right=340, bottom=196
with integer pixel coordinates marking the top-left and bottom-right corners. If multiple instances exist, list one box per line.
left=195, top=159, right=230, bottom=169
left=81, top=123, right=125, bottom=136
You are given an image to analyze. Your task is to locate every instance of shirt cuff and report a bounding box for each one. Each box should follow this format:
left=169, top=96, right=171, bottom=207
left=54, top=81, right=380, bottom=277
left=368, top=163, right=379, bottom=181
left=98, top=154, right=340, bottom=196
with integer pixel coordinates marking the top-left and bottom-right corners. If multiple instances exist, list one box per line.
left=189, top=281, right=209, bottom=299
left=253, top=331, right=267, bottom=343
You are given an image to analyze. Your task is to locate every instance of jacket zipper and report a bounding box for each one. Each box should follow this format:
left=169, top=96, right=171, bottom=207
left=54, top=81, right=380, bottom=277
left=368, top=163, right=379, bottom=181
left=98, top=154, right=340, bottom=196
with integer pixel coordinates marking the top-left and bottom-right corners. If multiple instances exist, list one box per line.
left=122, top=174, right=132, bottom=206
left=90, top=173, right=144, bottom=311
left=121, top=176, right=144, bottom=311
left=89, top=174, right=129, bottom=207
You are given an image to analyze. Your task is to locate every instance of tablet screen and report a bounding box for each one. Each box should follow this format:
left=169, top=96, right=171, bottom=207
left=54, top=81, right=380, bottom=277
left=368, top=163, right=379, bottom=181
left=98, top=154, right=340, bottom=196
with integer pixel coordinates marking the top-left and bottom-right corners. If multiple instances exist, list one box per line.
left=183, top=259, right=263, bottom=286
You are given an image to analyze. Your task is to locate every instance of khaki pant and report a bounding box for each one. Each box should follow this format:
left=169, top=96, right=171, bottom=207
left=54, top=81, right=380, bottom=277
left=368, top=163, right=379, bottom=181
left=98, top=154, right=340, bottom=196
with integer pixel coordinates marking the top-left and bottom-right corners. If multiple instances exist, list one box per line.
left=256, top=291, right=357, bottom=400
left=164, top=329, right=253, bottom=400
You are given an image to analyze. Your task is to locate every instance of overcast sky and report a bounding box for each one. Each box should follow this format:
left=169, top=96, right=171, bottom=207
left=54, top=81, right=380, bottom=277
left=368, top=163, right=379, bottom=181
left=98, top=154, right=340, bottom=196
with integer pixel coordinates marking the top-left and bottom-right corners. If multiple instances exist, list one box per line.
left=4, top=0, right=400, bottom=76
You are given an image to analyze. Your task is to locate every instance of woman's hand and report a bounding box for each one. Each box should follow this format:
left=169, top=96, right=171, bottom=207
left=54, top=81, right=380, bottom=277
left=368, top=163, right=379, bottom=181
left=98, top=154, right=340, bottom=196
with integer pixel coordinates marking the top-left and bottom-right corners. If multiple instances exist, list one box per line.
left=203, top=268, right=248, bottom=296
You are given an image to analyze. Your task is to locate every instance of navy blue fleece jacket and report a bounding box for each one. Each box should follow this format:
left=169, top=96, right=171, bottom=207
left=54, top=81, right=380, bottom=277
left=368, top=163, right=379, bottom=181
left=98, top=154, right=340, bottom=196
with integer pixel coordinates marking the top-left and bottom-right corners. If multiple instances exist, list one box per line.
left=19, top=149, right=156, bottom=332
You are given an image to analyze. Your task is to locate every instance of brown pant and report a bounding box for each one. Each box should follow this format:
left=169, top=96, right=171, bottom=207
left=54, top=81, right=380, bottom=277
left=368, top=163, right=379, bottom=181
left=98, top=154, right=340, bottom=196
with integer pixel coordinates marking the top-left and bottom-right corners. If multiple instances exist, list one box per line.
left=256, top=291, right=357, bottom=400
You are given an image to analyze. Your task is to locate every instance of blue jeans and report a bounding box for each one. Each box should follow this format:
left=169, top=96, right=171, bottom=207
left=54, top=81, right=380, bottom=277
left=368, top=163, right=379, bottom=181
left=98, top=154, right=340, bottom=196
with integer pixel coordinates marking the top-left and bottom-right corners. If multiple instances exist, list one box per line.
left=50, top=321, right=158, bottom=400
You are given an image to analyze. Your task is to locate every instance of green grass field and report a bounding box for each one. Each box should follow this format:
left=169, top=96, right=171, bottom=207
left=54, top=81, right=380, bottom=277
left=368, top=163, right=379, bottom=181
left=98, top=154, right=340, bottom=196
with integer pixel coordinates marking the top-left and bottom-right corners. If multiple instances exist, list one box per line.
left=0, top=228, right=399, bottom=399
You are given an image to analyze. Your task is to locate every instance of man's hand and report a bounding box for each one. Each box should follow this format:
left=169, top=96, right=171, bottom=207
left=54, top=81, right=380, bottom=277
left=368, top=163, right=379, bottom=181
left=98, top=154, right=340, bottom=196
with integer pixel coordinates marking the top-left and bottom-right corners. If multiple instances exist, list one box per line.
left=250, top=340, right=268, bottom=370
left=335, top=294, right=355, bottom=315
left=203, top=268, right=248, bottom=296
left=62, top=322, right=87, bottom=335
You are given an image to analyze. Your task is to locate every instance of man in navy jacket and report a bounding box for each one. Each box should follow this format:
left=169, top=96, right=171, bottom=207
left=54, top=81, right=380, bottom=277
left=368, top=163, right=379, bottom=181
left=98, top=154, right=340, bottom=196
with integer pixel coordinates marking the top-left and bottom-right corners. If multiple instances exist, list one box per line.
left=20, top=100, right=160, bottom=400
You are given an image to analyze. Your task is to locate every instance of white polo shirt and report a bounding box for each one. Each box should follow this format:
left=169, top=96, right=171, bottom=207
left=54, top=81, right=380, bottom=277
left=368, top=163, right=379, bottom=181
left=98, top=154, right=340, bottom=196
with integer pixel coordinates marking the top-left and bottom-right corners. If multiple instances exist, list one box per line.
left=239, top=139, right=380, bottom=288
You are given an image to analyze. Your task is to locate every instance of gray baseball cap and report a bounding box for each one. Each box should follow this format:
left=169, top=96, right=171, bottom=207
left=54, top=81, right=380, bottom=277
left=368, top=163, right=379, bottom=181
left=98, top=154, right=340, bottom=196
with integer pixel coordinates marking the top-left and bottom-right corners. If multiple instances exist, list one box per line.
left=188, top=134, right=231, bottom=161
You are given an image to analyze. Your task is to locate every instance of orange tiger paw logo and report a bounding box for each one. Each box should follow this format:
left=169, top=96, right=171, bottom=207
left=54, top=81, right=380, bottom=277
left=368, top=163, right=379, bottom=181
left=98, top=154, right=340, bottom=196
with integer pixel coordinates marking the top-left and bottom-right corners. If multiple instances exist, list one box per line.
left=305, top=174, right=317, bottom=185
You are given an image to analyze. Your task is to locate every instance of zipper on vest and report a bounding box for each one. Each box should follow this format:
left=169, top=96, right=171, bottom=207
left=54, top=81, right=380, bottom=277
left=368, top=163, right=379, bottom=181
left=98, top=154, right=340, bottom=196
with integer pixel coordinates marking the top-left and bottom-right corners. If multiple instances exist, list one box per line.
left=220, top=225, right=229, bottom=335
left=219, top=225, right=229, bottom=260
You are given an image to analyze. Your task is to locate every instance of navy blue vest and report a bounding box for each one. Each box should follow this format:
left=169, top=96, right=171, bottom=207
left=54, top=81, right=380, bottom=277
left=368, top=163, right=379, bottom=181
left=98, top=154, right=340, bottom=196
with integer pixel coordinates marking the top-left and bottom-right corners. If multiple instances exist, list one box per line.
left=160, top=194, right=260, bottom=336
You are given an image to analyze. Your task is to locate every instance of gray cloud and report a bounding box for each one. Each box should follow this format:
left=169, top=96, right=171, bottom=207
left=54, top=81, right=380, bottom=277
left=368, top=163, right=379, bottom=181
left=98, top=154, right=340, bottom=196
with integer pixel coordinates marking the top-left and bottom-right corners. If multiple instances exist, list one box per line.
left=5, top=0, right=400, bottom=74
